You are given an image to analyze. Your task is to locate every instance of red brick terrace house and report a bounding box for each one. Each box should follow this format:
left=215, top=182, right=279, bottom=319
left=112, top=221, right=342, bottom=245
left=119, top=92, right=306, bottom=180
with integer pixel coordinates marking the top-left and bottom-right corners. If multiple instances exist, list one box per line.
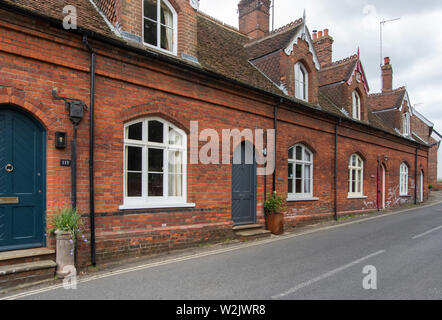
left=0, top=0, right=438, bottom=285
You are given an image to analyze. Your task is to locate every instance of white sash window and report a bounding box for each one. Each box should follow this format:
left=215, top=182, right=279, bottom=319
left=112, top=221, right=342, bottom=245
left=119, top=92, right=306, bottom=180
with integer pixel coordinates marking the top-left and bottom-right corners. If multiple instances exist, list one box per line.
left=143, top=0, right=177, bottom=54
left=123, top=118, right=189, bottom=208
left=348, top=154, right=364, bottom=196
left=294, top=62, right=308, bottom=101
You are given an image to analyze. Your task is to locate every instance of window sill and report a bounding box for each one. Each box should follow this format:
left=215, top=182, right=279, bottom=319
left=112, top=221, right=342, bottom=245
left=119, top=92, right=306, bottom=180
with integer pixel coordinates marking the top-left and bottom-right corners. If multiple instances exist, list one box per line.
left=119, top=203, right=196, bottom=210
left=347, top=195, right=368, bottom=199
left=287, top=197, right=319, bottom=202
left=400, top=194, right=411, bottom=198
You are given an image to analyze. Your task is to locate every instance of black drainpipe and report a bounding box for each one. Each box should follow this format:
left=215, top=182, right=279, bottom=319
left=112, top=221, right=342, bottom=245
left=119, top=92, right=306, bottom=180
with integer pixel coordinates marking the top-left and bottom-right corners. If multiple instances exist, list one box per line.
left=82, top=35, right=96, bottom=266
left=414, top=146, right=419, bottom=205
left=71, top=125, right=78, bottom=209
left=273, top=98, right=283, bottom=192
left=334, top=119, right=341, bottom=221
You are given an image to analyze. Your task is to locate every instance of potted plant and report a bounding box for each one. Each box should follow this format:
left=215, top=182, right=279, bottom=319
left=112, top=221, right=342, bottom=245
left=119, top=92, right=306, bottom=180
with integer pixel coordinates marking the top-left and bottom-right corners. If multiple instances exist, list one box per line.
left=51, top=205, right=86, bottom=279
left=264, top=192, right=286, bottom=235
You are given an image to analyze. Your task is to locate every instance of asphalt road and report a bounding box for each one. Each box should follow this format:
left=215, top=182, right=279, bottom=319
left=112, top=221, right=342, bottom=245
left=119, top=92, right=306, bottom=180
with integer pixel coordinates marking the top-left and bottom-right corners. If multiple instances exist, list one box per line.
left=3, top=202, right=442, bottom=300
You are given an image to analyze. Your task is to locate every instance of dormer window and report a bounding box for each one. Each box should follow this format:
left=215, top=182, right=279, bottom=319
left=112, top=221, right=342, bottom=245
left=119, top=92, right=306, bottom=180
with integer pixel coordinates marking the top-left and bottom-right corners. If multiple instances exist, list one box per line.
left=143, top=0, right=177, bottom=54
left=402, top=113, right=410, bottom=136
left=352, top=91, right=361, bottom=120
left=294, top=62, right=308, bottom=101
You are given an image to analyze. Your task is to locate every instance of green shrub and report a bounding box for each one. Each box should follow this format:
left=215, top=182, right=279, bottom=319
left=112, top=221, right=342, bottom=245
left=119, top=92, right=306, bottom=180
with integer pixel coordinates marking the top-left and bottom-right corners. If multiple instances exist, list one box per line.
left=51, top=205, right=84, bottom=244
left=264, top=191, right=286, bottom=215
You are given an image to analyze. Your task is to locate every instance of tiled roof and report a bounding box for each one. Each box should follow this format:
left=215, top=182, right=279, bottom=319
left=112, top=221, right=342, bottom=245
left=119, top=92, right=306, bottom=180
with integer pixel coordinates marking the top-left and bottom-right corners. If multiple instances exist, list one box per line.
left=245, top=19, right=303, bottom=60
left=368, top=87, right=406, bottom=111
left=318, top=93, right=347, bottom=117
left=197, top=14, right=281, bottom=94
left=319, top=93, right=399, bottom=136
left=318, top=55, right=358, bottom=87
left=372, top=109, right=398, bottom=131
left=1, top=0, right=115, bottom=38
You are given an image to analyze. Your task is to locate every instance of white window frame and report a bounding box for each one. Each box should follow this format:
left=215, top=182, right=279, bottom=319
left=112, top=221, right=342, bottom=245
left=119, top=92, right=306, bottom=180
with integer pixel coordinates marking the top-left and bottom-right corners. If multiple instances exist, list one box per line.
left=400, top=163, right=409, bottom=196
left=288, top=144, right=316, bottom=201
left=121, top=117, right=194, bottom=209
left=142, top=0, right=178, bottom=55
left=402, top=113, right=410, bottom=136
left=294, top=62, right=309, bottom=102
left=352, top=90, right=361, bottom=120
left=348, top=154, right=364, bottom=197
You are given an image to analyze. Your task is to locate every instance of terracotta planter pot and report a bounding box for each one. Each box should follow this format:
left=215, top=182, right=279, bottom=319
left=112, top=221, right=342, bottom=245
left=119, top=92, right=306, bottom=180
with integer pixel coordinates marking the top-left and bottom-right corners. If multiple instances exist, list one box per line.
left=55, top=230, right=76, bottom=279
left=266, top=212, right=284, bottom=235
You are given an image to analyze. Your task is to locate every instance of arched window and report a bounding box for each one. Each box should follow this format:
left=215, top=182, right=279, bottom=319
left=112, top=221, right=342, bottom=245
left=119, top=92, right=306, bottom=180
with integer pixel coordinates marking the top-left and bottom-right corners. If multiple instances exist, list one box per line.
left=352, top=91, right=361, bottom=120
left=143, top=0, right=177, bottom=54
left=288, top=144, right=313, bottom=198
left=402, top=113, right=410, bottom=136
left=348, top=154, right=364, bottom=196
left=400, top=163, right=409, bottom=196
left=123, top=117, right=187, bottom=207
left=294, top=62, right=308, bottom=101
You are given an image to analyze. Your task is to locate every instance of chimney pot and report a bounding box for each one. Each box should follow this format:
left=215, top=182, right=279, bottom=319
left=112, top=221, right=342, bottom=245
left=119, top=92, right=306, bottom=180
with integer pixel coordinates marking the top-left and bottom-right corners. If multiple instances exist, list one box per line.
left=312, top=31, right=317, bottom=40
left=313, top=28, right=334, bottom=67
left=384, top=56, right=390, bottom=65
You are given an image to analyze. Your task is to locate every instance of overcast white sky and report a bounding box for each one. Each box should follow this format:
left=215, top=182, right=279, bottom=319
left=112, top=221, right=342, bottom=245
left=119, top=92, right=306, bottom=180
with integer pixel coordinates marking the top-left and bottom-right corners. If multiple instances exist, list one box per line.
left=199, top=0, right=442, bottom=179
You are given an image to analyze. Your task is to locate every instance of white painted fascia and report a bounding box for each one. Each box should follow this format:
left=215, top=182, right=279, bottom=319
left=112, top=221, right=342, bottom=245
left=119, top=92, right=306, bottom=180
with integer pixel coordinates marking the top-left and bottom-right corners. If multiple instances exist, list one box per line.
left=284, top=25, right=320, bottom=70
left=399, top=90, right=413, bottom=115
left=412, top=108, right=434, bottom=128
left=412, top=131, right=429, bottom=144
left=88, top=0, right=122, bottom=38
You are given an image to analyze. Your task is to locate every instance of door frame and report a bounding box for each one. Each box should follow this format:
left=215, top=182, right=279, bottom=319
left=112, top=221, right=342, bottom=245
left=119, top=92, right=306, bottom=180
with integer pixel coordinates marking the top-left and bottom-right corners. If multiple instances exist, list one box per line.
left=231, top=141, right=257, bottom=226
left=0, top=105, right=47, bottom=251
left=381, top=164, right=386, bottom=209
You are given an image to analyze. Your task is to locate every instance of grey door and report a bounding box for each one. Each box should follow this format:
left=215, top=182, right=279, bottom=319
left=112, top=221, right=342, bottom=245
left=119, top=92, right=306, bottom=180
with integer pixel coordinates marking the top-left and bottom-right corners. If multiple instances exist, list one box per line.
left=232, top=142, right=256, bottom=225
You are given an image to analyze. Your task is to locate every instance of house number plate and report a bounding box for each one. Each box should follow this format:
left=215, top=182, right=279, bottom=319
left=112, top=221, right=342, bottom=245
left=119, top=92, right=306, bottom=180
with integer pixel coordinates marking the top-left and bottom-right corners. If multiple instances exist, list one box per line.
left=0, top=197, right=19, bottom=204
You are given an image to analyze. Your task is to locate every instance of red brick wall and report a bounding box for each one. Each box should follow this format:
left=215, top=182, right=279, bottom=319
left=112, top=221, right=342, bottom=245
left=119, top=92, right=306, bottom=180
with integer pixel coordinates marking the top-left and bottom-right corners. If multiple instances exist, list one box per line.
left=313, top=32, right=333, bottom=67
left=0, top=10, right=430, bottom=267
left=238, top=0, right=270, bottom=39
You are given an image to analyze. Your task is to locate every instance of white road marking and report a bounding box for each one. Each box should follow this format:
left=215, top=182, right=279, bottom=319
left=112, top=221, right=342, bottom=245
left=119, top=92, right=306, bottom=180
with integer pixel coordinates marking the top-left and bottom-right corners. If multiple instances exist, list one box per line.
left=412, top=225, right=442, bottom=240
left=272, top=250, right=386, bottom=299
left=3, top=200, right=442, bottom=300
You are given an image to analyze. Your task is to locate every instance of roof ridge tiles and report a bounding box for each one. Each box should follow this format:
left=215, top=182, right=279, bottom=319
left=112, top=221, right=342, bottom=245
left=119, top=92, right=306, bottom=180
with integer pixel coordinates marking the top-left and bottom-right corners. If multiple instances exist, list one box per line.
left=245, top=17, right=303, bottom=46
left=368, top=86, right=407, bottom=97
left=321, top=54, right=358, bottom=69
left=197, top=11, right=244, bottom=35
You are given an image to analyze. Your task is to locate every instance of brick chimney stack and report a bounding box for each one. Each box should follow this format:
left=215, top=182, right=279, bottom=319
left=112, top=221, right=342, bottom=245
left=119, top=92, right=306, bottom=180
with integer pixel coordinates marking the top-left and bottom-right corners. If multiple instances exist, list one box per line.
left=238, top=0, right=271, bottom=39
left=382, top=57, right=393, bottom=92
left=313, top=28, right=334, bottom=67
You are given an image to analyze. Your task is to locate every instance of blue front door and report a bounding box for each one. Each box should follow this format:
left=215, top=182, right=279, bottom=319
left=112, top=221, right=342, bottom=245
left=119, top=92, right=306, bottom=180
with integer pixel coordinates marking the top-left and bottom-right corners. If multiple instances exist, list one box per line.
left=0, top=106, right=46, bottom=252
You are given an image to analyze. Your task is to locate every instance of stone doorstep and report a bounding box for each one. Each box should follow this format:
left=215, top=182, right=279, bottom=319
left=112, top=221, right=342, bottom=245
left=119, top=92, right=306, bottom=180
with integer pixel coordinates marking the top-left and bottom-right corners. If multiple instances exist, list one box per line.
left=232, top=224, right=265, bottom=231
left=0, top=248, right=55, bottom=262
left=234, top=229, right=271, bottom=237
left=0, top=260, right=56, bottom=276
